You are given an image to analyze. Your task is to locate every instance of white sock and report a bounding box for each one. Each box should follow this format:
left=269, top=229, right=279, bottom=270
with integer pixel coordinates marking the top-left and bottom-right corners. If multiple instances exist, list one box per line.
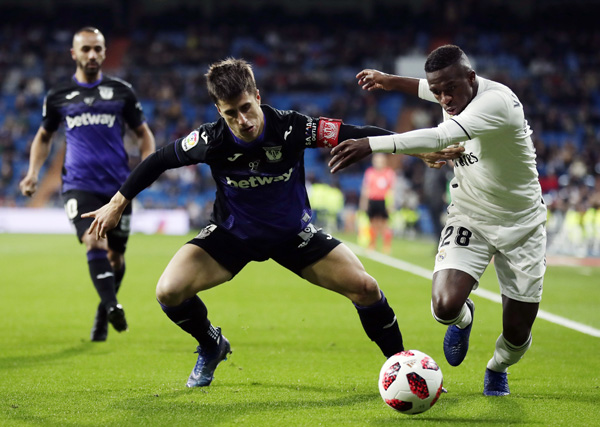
left=431, top=300, right=472, bottom=329
left=487, top=334, right=532, bottom=373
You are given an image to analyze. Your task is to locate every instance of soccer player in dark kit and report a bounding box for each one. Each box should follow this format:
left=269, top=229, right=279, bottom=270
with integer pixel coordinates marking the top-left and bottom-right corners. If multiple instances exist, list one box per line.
left=83, top=58, right=460, bottom=387
left=19, top=27, right=156, bottom=341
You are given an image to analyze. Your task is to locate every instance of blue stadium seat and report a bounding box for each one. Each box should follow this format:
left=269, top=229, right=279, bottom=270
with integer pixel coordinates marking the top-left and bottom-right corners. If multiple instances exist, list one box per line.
left=338, top=174, right=363, bottom=193
left=267, top=93, right=333, bottom=114
left=417, top=204, right=435, bottom=236
left=540, top=132, right=572, bottom=147
left=15, top=137, right=29, bottom=152
left=2, top=94, right=16, bottom=110
left=182, top=101, right=197, bottom=124
left=140, top=100, right=155, bottom=121
left=377, top=94, right=404, bottom=128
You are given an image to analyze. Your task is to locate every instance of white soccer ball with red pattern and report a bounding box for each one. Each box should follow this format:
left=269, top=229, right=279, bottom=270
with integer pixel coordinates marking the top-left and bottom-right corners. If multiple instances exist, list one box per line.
left=378, top=350, right=443, bottom=415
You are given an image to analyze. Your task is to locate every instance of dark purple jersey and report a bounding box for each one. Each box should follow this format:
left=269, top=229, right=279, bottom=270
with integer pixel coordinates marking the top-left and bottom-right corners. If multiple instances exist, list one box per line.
left=42, top=74, right=146, bottom=195
left=173, top=105, right=320, bottom=242
left=119, top=103, right=391, bottom=244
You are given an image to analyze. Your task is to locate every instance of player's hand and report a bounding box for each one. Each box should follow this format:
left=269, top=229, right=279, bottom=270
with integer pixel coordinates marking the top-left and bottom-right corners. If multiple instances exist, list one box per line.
left=19, top=175, right=38, bottom=197
left=82, top=192, right=129, bottom=239
left=356, top=69, right=390, bottom=91
left=329, top=138, right=372, bottom=173
left=413, top=145, right=465, bottom=169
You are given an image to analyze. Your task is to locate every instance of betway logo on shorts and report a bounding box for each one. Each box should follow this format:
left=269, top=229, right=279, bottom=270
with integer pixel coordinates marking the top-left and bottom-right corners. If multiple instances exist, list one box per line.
left=66, top=113, right=116, bottom=129
left=226, top=167, right=293, bottom=188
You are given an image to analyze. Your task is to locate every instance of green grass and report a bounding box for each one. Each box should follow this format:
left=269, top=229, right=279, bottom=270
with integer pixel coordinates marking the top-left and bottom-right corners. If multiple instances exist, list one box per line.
left=1, top=233, right=599, bottom=426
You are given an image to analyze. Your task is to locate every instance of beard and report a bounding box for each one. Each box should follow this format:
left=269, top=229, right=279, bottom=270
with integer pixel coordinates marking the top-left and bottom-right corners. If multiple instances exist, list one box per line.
left=77, top=59, right=101, bottom=78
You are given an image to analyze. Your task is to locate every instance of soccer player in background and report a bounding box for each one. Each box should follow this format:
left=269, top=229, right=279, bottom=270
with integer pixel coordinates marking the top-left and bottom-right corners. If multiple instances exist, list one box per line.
left=329, top=44, right=546, bottom=396
left=82, top=58, right=460, bottom=388
left=19, top=27, right=156, bottom=341
left=360, top=153, right=395, bottom=253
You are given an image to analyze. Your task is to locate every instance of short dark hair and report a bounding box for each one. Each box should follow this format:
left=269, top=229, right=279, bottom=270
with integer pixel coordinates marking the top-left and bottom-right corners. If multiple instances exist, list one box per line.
left=205, top=58, right=257, bottom=104
left=424, top=45, right=466, bottom=73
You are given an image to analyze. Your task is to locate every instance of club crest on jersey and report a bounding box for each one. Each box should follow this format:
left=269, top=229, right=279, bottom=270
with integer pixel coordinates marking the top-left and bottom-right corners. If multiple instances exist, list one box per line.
left=84, top=97, right=95, bottom=106
left=263, top=146, right=282, bottom=162
left=182, top=131, right=199, bottom=151
left=98, top=86, right=114, bottom=100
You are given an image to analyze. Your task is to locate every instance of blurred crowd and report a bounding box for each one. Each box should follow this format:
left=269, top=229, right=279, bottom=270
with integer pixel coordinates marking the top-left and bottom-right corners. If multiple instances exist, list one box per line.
left=0, top=5, right=599, bottom=256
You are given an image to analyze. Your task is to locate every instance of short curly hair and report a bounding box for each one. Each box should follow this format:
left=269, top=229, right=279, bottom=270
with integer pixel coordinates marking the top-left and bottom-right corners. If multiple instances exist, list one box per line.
left=424, top=45, right=467, bottom=73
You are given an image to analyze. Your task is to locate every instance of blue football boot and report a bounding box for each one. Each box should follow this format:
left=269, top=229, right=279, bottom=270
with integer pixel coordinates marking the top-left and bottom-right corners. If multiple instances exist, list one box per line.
left=186, top=328, right=231, bottom=387
left=443, top=298, right=474, bottom=366
left=483, top=368, right=510, bottom=396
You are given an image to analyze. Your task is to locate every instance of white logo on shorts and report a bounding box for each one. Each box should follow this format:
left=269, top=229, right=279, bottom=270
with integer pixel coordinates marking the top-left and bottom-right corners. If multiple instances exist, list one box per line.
left=65, top=198, right=78, bottom=219
left=119, top=214, right=131, bottom=232
left=297, top=223, right=318, bottom=248
left=436, top=248, right=446, bottom=262
left=196, top=224, right=217, bottom=239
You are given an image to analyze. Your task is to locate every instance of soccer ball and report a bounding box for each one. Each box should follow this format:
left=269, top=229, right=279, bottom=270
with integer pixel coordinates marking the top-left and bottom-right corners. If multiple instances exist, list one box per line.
left=378, top=350, right=443, bottom=415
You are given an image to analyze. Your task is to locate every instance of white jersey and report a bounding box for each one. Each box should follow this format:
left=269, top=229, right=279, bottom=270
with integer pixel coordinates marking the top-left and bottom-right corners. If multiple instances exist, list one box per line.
left=418, top=76, right=544, bottom=224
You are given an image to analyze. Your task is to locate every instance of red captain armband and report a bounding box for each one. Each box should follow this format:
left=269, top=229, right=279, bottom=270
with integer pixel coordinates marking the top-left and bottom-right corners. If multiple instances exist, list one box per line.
left=316, top=117, right=342, bottom=148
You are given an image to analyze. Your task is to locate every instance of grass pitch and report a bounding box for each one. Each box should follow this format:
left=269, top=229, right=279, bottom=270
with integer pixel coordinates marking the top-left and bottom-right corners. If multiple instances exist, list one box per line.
left=0, top=233, right=599, bottom=426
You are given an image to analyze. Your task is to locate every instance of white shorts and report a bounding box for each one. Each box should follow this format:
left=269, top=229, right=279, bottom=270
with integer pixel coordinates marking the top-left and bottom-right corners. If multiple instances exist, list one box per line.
left=433, top=204, right=547, bottom=303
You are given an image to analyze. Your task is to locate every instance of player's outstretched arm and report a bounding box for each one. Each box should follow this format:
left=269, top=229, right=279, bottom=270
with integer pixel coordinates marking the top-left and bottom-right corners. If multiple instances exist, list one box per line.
left=330, top=127, right=466, bottom=173
left=82, top=192, right=130, bottom=239
left=82, top=142, right=183, bottom=238
left=356, top=69, right=420, bottom=96
left=19, top=127, right=54, bottom=197
left=329, top=138, right=372, bottom=173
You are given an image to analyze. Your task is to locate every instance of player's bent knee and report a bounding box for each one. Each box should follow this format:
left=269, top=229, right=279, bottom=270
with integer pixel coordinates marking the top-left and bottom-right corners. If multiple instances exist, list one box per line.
left=431, top=296, right=462, bottom=322
left=502, top=326, right=532, bottom=347
left=350, top=273, right=380, bottom=306
left=156, top=277, right=188, bottom=306
left=83, top=236, right=109, bottom=252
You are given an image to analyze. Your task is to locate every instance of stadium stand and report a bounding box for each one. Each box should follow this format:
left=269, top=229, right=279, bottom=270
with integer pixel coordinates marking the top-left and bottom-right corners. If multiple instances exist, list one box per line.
left=0, top=0, right=599, bottom=255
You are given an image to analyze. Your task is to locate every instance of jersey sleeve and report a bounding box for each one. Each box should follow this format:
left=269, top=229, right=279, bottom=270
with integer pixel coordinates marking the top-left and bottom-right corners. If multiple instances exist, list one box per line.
left=418, top=78, right=439, bottom=103
left=173, top=124, right=213, bottom=165
left=121, top=85, right=146, bottom=130
left=41, top=91, right=62, bottom=132
left=285, top=110, right=345, bottom=148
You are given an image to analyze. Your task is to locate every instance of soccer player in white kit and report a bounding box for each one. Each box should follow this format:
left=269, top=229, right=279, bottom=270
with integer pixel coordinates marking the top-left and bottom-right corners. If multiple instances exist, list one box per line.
left=329, top=44, right=546, bottom=396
